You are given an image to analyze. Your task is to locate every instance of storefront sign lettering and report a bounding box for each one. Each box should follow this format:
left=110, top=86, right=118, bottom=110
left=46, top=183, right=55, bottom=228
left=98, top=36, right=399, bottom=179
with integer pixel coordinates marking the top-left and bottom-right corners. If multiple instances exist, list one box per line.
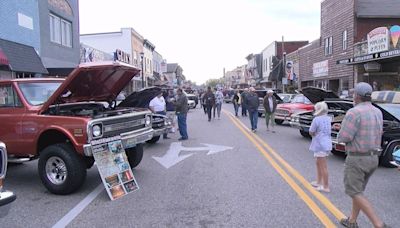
left=368, top=27, right=389, bottom=54
left=114, top=49, right=131, bottom=64
left=313, top=60, right=329, bottom=77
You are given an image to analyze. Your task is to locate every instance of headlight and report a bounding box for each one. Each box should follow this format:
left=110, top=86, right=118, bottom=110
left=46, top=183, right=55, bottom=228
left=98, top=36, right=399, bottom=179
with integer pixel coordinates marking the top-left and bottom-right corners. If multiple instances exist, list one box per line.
left=92, top=124, right=102, bottom=138
left=164, top=118, right=171, bottom=125
left=145, top=115, right=151, bottom=126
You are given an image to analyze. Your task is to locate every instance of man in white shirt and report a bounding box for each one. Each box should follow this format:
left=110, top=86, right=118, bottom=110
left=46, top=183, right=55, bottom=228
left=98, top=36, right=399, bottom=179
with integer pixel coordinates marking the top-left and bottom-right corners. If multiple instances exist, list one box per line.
left=149, top=91, right=169, bottom=139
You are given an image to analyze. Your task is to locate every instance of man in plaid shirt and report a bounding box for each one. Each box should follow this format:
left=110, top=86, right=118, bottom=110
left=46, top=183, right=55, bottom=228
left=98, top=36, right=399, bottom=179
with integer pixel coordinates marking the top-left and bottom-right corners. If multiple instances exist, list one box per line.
left=336, top=82, right=389, bottom=228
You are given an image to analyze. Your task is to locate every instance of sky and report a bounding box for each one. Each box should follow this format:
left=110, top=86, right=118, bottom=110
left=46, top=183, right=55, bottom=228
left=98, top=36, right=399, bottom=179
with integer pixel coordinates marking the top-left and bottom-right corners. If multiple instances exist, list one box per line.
left=79, top=0, right=322, bottom=85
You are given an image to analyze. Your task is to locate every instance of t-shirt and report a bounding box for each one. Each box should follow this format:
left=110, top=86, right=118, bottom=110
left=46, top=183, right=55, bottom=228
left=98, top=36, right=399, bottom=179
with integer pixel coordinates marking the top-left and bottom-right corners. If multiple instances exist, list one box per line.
left=309, top=115, right=332, bottom=152
left=215, top=91, right=224, bottom=104
left=149, top=96, right=166, bottom=112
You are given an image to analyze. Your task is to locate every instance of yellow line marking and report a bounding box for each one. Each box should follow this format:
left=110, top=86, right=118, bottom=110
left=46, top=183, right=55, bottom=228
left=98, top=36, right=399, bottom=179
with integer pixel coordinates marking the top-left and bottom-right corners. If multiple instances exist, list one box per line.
left=225, top=112, right=336, bottom=227
left=224, top=110, right=346, bottom=221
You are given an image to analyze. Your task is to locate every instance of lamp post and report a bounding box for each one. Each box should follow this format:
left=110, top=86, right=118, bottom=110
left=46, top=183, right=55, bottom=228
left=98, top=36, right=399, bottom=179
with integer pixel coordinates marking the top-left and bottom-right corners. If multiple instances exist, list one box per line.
left=140, top=52, right=145, bottom=88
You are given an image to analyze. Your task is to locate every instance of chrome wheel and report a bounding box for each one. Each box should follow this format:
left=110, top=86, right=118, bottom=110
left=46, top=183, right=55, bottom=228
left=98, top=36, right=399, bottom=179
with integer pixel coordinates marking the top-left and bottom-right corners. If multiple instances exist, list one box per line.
left=45, top=156, right=67, bottom=185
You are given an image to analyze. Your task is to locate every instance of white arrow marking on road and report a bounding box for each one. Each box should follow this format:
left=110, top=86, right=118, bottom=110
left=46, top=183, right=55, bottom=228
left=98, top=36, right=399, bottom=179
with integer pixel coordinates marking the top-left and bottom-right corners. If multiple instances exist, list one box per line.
left=152, top=142, right=233, bottom=169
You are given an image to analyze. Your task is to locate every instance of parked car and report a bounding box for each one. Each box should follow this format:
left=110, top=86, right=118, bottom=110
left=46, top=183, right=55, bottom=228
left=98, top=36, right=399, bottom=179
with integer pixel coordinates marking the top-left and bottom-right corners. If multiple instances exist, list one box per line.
left=291, top=89, right=400, bottom=168
left=0, top=142, right=17, bottom=218
left=118, top=86, right=172, bottom=144
left=0, top=61, right=154, bottom=194
left=256, top=90, right=283, bottom=117
left=186, top=93, right=197, bottom=108
left=277, top=93, right=297, bottom=103
left=275, top=94, right=314, bottom=124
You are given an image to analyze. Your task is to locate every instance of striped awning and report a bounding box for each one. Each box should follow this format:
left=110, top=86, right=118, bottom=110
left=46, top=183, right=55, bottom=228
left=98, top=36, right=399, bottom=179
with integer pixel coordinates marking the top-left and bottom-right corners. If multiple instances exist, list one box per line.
left=0, top=49, right=9, bottom=66
left=372, top=91, right=400, bottom=104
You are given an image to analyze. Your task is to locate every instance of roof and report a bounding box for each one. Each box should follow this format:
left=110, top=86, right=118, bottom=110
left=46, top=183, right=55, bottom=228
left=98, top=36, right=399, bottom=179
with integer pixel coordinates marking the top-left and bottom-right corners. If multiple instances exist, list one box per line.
left=0, top=38, right=48, bottom=74
left=166, top=63, right=178, bottom=73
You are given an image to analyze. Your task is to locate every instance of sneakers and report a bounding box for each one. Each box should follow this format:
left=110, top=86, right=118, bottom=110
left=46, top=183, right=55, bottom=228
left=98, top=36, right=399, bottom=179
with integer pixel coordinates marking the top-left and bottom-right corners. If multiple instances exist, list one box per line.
left=340, top=218, right=359, bottom=228
left=178, top=137, right=188, bottom=141
left=310, top=181, right=320, bottom=187
left=314, top=185, right=330, bottom=193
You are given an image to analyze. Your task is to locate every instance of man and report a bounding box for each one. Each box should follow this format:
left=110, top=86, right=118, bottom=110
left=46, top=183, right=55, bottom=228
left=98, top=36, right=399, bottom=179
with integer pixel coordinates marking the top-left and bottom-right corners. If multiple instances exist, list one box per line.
left=214, top=88, right=224, bottom=119
left=241, top=88, right=249, bottom=116
left=232, top=90, right=241, bottom=117
left=244, top=87, right=259, bottom=132
left=166, top=90, right=176, bottom=133
left=149, top=90, right=169, bottom=139
left=203, top=86, right=216, bottom=122
left=263, top=90, right=277, bottom=133
left=335, top=82, right=389, bottom=228
left=175, top=88, right=188, bottom=140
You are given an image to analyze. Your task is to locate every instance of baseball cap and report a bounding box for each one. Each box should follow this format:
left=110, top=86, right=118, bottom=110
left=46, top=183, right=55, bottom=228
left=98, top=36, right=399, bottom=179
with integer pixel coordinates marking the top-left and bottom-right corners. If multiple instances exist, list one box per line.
left=267, top=90, right=274, bottom=94
left=354, top=82, right=372, bottom=97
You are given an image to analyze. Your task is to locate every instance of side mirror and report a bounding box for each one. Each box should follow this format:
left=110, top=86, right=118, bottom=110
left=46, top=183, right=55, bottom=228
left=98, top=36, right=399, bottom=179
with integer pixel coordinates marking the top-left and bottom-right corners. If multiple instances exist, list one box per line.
left=0, top=142, right=17, bottom=218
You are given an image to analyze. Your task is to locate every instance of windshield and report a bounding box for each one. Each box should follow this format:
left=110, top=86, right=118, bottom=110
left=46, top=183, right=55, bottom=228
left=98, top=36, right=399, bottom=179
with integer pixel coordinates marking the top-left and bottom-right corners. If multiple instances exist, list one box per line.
left=291, top=95, right=311, bottom=104
left=18, top=82, right=62, bottom=106
left=377, top=103, right=400, bottom=119
left=279, top=94, right=291, bottom=103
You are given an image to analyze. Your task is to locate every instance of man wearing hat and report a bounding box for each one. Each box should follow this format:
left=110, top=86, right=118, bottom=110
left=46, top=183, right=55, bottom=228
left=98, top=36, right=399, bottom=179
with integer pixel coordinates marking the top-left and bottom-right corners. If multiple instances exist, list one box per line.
left=336, top=82, right=389, bottom=228
left=263, top=90, right=277, bottom=133
left=243, top=87, right=260, bottom=132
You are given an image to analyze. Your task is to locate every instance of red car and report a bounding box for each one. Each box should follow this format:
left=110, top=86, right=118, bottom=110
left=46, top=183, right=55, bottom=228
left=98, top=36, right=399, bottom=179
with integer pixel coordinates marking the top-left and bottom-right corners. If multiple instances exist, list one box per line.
left=274, top=94, right=314, bottom=125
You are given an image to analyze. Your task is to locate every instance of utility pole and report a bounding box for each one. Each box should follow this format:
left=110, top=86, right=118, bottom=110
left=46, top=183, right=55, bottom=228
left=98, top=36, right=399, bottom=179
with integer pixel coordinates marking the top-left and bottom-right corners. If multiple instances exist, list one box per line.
left=282, top=36, right=286, bottom=93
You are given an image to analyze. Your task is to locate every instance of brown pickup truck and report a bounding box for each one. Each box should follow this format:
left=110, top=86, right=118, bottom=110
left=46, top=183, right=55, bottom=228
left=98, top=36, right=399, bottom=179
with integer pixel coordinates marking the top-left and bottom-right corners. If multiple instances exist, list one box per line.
left=0, top=61, right=154, bottom=194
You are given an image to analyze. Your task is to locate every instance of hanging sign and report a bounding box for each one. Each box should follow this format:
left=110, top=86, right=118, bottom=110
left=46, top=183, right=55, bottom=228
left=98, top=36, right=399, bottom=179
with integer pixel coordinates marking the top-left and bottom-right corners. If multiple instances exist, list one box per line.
left=91, top=136, right=139, bottom=200
left=368, top=27, right=390, bottom=54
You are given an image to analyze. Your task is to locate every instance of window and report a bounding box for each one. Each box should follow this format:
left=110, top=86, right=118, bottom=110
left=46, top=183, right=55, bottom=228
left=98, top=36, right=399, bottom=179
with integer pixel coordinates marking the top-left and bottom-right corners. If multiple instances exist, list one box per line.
left=0, top=85, right=22, bottom=107
left=342, top=30, right=347, bottom=50
left=324, top=37, right=333, bottom=55
left=49, top=14, right=72, bottom=47
left=18, top=82, right=62, bottom=106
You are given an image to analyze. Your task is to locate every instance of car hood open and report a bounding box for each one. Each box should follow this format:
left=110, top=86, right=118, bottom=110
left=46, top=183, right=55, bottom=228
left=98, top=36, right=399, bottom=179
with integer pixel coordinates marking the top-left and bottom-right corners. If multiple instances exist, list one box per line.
left=118, top=86, right=162, bottom=108
left=301, top=87, right=338, bottom=104
left=40, top=61, right=140, bottom=113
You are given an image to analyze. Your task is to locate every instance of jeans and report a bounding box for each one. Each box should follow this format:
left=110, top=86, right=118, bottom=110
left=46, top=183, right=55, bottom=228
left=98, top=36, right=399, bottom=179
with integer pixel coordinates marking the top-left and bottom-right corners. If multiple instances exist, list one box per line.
left=233, top=103, right=240, bottom=116
left=248, top=110, right=258, bottom=130
left=177, top=113, right=188, bottom=139
left=242, top=104, right=247, bottom=116
left=214, top=103, right=222, bottom=118
left=156, top=111, right=168, bottom=138
left=206, top=105, right=213, bottom=120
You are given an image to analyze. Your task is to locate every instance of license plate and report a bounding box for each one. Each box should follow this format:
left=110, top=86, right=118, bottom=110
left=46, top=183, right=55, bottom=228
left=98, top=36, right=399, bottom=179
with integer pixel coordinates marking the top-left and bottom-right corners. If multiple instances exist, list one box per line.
left=335, top=144, right=346, bottom=152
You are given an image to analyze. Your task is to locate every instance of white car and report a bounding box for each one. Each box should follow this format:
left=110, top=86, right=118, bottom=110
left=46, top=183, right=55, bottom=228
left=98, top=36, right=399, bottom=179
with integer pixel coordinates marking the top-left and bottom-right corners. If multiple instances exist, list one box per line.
left=187, top=99, right=196, bottom=109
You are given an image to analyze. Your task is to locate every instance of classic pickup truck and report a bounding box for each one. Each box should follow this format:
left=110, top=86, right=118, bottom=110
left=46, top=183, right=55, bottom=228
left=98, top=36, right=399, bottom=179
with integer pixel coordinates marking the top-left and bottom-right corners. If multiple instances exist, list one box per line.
left=0, top=61, right=154, bottom=194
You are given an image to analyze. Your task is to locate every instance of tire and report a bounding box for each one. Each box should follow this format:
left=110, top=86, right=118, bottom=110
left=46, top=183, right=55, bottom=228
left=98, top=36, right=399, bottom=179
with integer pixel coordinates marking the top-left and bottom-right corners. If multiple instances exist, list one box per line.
left=331, top=149, right=345, bottom=156
left=379, top=142, right=398, bottom=168
left=299, top=129, right=310, bottom=138
left=146, top=135, right=160, bottom=144
left=38, top=143, right=87, bottom=195
left=126, top=144, right=144, bottom=168
left=275, top=119, right=284, bottom=125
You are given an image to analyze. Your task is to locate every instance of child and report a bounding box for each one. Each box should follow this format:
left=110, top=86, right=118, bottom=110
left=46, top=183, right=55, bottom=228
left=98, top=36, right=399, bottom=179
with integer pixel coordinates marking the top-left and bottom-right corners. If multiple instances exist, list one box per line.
left=309, top=102, right=332, bottom=193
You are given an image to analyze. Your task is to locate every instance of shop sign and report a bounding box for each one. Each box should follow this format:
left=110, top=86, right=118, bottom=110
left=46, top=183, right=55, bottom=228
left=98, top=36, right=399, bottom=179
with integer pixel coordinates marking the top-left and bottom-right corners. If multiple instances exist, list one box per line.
left=337, top=49, right=400, bottom=64
left=313, top=60, right=329, bottom=77
left=368, top=27, right=390, bottom=54
left=114, top=49, right=131, bottom=64
left=91, top=136, right=139, bottom=200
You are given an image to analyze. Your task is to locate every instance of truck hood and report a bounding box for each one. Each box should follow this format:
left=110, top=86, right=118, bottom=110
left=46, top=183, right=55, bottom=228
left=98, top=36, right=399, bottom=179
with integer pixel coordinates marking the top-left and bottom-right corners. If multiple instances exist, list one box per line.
left=118, top=86, right=162, bottom=108
left=277, top=103, right=313, bottom=111
left=41, top=61, right=140, bottom=113
left=301, top=87, right=338, bottom=104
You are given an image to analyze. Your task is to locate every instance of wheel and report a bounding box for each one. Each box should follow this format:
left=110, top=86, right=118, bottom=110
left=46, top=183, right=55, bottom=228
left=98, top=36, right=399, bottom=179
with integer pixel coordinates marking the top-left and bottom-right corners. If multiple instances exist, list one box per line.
left=126, top=144, right=144, bottom=168
left=146, top=135, right=160, bottom=144
left=299, top=129, right=310, bottom=138
left=38, top=143, right=87, bottom=195
left=84, top=157, right=95, bottom=169
left=379, top=143, right=398, bottom=168
left=275, top=119, right=284, bottom=125
left=331, top=149, right=345, bottom=156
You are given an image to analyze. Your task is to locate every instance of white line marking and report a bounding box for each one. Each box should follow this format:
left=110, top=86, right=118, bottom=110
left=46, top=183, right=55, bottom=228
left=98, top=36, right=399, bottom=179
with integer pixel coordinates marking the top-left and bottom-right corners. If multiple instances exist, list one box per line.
left=52, top=183, right=104, bottom=228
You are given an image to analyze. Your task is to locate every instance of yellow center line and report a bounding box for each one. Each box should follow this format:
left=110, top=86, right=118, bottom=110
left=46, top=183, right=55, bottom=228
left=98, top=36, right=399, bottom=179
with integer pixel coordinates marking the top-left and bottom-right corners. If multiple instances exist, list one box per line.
left=223, top=109, right=346, bottom=222
left=224, top=111, right=336, bottom=227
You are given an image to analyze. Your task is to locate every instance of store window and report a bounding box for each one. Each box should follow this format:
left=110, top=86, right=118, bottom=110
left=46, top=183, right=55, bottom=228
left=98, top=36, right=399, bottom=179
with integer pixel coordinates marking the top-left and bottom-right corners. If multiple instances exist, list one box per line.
left=0, top=85, right=22, bottom=108
left=49, top=14, right=72, bottom=47
left=342, top=30, right=347, bottom=50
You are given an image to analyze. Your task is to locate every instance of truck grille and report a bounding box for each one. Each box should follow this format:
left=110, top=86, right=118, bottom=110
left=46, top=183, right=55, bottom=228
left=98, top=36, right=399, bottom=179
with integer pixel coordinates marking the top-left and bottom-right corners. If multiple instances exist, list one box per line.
left=276, top=109, right=289, bottom=116
left=102, top=114, right=147, bottom=137
left=299, top=114, right=313, bottom=126
left=152, top=117, right=165, bottom=129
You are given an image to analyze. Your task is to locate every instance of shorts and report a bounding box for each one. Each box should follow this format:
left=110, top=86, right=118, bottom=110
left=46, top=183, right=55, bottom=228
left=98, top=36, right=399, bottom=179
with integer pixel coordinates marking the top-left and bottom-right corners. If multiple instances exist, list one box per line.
left=344, top=155, right=378, bottom=197
left=313, top=151, right=331, bottom=158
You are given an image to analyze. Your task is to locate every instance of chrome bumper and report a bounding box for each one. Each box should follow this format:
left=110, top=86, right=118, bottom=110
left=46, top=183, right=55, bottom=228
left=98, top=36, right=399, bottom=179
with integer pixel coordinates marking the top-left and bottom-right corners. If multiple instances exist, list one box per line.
left=83, top=128, right=154, bottom=156
left=275, top=114, right=290, bottom=121
left=152, top=126, right=172, bottom=137
left=332, top=139, right=346, bottom=152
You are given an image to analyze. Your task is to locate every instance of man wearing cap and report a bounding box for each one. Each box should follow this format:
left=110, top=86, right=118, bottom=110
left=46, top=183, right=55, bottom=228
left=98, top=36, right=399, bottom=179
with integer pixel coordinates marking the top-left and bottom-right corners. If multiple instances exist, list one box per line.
left=263, top=90, right=277, bottom=133
left=335, top=82, right=388, bottom=228
left=243, top=87, right=260, bottom=132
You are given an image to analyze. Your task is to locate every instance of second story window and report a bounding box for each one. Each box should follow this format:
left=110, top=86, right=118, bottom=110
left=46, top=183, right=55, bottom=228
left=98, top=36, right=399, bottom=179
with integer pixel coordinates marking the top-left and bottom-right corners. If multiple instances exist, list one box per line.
left=50, top=14, right=72, bottom=47
left=342, top=30, right=347, bottom=50
left=324, top=37, right=333, bottom=55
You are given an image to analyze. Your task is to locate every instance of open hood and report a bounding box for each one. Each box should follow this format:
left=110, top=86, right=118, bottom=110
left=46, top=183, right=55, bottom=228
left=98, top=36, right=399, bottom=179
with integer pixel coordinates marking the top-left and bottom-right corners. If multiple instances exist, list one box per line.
left=118, top=86, right=162, bottom=108
left=254, top=90, right=283, bottom=102
left=40, top=61, right=140, bottom=113
left=301, top=87, right=338, bottom=104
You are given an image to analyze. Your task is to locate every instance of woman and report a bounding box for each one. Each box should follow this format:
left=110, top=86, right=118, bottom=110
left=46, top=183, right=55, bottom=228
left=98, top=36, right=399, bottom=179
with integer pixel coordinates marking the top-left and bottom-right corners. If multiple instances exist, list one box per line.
left=232, top=90, right=241, bottom=117
left=214, top=88, right=224, bottom=119
left=309, top=102, right=332, bottom=193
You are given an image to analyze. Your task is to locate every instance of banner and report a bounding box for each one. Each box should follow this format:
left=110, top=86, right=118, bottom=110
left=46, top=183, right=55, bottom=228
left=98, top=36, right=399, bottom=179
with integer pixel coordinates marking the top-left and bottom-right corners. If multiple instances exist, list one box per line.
left=91, top=136, right=139, bottom=200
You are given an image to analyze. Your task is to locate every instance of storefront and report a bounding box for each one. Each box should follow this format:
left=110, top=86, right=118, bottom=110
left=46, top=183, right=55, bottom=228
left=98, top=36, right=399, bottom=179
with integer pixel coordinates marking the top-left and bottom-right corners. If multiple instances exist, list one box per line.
left=338, top=26, right=400, bottom=91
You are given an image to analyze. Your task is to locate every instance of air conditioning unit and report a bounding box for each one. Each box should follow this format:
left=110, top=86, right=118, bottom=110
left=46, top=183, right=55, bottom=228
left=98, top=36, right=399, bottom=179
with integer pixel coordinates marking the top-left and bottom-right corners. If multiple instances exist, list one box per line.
left=364, top=62, right=381, bottom=72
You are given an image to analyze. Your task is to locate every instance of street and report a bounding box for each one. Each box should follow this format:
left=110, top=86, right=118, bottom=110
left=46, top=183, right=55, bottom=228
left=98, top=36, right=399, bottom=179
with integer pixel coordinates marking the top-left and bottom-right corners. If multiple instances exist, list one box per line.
left=2, top=105, right=400, bottom=228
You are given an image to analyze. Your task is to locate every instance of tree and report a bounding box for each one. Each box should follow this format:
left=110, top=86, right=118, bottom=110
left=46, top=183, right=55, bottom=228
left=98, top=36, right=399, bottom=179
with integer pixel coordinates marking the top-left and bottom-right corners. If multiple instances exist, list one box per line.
left=205, top=78, right=224, bottom=89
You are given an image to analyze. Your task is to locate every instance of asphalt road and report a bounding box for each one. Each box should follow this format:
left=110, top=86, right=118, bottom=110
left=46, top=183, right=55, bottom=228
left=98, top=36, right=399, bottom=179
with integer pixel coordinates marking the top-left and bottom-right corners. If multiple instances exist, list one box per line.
left=2, top=105, right=400, bottom=227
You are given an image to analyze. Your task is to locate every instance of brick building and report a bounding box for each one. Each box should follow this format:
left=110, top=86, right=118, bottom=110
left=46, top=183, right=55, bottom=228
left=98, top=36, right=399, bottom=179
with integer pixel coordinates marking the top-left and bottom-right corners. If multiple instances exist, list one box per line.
left=294, top=0, right=400, bottom=94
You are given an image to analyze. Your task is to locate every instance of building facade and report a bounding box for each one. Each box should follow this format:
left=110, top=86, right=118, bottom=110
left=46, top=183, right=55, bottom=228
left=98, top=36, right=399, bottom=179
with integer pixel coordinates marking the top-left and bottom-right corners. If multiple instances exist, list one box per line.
left=245, top=53, right=262, bottom=86
left=165, top=64, right=183, bottom=87
left=143, top=39, right=155, bottom=87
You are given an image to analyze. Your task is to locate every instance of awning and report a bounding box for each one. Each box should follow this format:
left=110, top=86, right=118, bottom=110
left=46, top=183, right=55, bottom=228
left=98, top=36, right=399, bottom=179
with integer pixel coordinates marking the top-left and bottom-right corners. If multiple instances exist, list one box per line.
left=337, top=48, right=400, bottom=65
left=0, top=38, right=48, bottom=74
left=0, top=49, right=9, bottom=65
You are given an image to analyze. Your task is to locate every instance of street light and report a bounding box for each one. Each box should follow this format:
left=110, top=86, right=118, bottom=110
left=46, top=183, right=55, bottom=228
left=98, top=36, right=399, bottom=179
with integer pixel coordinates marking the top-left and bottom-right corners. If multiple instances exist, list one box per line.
left=140, top=52, right=144, bottom=88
